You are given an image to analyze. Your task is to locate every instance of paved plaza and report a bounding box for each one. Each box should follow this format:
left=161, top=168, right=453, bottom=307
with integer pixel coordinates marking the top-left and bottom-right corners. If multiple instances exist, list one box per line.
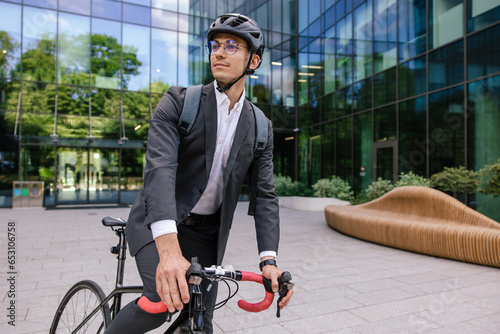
left=1, top=203, right=500, bottom=333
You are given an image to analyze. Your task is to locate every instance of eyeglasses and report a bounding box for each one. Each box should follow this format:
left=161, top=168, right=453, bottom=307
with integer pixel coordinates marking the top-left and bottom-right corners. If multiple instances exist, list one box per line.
left=207, top=40, right=248, bottom=55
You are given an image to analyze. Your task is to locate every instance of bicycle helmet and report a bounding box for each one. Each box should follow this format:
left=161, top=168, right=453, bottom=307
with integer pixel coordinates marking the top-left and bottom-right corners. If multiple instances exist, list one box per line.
left=207, top=13, right=265, bottom=92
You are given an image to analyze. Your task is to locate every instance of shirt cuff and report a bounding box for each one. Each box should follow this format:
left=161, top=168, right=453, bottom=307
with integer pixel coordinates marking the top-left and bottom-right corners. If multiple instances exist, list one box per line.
left=259, top=251, right=277, bottom=259
left=150, top=219, right=177, bottom=239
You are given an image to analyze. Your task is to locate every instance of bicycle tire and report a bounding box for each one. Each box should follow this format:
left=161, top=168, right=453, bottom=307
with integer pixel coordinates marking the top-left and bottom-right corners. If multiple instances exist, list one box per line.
left=49, top=280, right=111, bottom=334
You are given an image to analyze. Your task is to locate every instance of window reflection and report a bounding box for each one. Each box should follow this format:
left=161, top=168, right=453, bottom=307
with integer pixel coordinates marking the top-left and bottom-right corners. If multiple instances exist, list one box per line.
left=58, top=13, right=90, bottom=85
left=0, top=2, right=21, bottom=80
left=399, top=56, right=426, bottom=99
left=22, top=6, right=57, bottom=82
left=467, top=0, right=500, bottom=32
left=324, top=26, right=335, bottom=95
left=124, top=3, right=151, bottom=26
left=430, top=0, right=464, bottom=49
left=90, top=88, right=120, bottom=117
left=353, top=0, right=372, bottom=82
left=336, top=14, right=353, bottom=88
left=429, top=40, right=464, bottom=91
left=91, top=18, right=122, bottom=89
left=21, top=82, right=56, bottom=113
left=59, top=0, right=91, bottom=16
left=399, top=96, right=427, bottom=176
left=57, top=85, right=90, bottom=116
left=123, top=24, right=150, bottom=91
left=429, top=85, right=465, bottom=174
left=123, top=91, right=150, bottom=119
left=373, top=0, right=397, bottom=73
left=374, top=104, right=396, bottom=142
left=0, top=80, right=21, bottom=111
left=467, top=24, right=500, bottom=81
left=151, top=28, right=178, bottom=90
left=92, top=0, right=122, bottom=21
left=398, top=0, right=426, bottom=61
left=353, top=111, right=373, bottom=193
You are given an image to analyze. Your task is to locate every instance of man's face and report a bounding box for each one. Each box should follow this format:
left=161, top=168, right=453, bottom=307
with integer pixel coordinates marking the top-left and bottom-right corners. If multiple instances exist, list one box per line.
left=209, top=33, right=259, bottom=86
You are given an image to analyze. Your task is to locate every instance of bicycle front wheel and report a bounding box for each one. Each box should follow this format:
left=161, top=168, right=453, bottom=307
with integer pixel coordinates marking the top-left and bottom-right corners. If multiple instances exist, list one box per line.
left=50, top=280, right=111, bottom=334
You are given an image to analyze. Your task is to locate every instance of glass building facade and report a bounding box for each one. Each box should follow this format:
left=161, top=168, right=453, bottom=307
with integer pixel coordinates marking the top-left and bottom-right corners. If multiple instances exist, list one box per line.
left=1, top=0, right=499, bottom=219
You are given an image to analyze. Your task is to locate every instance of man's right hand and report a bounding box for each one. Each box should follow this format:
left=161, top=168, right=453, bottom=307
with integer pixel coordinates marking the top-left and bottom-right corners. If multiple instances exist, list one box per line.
left=154, top=233, right=191, bottom=313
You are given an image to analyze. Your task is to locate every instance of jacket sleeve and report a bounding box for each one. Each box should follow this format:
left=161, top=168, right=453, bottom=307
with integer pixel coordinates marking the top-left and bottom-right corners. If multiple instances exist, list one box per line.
left=141, top=86, right=185, bottom=227
left=250, top=119, right=280, bottom=254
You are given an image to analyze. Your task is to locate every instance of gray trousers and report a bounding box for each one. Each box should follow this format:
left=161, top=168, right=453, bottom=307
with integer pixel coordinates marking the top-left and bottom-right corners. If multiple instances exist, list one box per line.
left=105, top=222, right=220, bottom=334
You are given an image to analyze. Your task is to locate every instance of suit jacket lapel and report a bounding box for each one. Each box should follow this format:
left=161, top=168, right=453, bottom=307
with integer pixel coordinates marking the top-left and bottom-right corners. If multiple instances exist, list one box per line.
left=201, top=84, right=217, bottom=178
left=224, top=100, right=252, bottom=184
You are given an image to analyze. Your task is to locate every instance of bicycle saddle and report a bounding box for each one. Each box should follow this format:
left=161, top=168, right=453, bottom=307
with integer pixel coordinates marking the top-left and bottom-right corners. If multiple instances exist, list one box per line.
left=102, top=216, right=127, bottom=227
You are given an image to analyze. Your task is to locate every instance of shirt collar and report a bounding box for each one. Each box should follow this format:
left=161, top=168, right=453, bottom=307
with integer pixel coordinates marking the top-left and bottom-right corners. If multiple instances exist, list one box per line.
left=213, top=80, right=246, bottom=113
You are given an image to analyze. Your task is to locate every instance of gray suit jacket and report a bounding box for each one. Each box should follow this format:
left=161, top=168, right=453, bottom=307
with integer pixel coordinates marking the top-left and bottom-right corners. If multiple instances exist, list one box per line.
left=126, top=82, right=279, bottom=264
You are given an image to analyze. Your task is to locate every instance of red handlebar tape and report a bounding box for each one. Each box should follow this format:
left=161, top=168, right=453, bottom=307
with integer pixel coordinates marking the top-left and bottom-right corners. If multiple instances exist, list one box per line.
left=137, top=296, right=167, bottom=314
left=137, top=271, right=275, bottom=314
left=237, top=271, right=274, bottom=312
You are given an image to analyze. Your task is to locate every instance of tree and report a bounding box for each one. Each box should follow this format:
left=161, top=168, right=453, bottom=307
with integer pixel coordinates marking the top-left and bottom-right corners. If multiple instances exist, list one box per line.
left=478, top=160, right=500, bottom=197
left=430, top=166, right=477, bottom=199
left=0, top=30, right=19, bottom=78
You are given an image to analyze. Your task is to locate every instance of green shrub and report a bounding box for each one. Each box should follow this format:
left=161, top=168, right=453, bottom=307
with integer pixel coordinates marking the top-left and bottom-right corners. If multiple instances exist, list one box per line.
left=477, top=160, right=500, bottom=197
left=364, top=177, right=395, bottom=201
left=273, top=175, right=311, bottom=196
left=395, top=171, right=431, bottom=188
left=430, top=166, right=477, bottom=198
left=312, top=176, right=354, bottom=201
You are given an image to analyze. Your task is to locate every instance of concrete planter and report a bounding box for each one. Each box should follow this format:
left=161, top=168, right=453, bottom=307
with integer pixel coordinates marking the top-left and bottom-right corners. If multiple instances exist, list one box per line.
left=278, top=196, right=350, bottom=211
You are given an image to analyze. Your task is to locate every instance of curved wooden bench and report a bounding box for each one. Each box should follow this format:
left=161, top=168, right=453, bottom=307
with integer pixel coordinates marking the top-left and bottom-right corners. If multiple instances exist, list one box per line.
left=325, top=186, right=500, bottom=267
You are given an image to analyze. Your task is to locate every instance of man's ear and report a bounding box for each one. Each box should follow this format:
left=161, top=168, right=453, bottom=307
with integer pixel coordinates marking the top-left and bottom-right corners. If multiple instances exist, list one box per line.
left=249, top=54, right=261, bottom=70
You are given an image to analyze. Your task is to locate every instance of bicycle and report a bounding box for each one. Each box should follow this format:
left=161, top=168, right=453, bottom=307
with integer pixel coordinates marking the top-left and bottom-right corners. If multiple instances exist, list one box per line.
left=49, top=216, right=294, bottom=333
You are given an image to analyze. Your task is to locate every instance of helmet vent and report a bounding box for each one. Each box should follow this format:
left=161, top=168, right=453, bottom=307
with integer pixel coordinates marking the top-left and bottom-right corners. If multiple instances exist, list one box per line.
left=230, top=16, right=249, bottom=27
left=250, top=32, right=261, bottom=39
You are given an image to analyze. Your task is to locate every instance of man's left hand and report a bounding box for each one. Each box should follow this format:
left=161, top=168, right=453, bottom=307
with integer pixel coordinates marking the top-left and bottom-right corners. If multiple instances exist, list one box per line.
left=261, top=264, right=294, bottom=309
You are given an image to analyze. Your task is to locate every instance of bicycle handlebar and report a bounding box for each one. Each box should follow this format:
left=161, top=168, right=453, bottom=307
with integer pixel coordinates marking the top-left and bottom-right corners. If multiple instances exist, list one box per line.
left=137, top=265, right=293, bottom=315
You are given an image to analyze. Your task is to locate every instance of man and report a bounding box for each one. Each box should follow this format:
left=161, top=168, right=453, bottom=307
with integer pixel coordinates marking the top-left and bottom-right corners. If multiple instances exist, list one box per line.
left=105, top=13, right=293, bottom=334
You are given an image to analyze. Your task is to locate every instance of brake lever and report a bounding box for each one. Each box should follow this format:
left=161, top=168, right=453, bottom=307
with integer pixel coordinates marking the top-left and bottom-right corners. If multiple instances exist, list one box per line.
left=276, top=271, right=293, bottom=318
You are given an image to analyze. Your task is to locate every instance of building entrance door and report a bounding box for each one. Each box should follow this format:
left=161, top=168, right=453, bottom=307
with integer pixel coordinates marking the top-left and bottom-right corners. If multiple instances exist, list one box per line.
left=373, top=140, right=398, bottom=183
left=55, top=147, right=119, bottom=205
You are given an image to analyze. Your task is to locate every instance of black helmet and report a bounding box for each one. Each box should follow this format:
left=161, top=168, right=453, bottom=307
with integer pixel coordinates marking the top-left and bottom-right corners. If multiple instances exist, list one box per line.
left=207, top=13, right=265, bottom=61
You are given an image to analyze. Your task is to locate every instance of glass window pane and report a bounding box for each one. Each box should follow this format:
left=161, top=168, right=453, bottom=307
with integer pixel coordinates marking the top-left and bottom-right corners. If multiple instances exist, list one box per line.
left=178, top=32, right=189, bottom=87
left=352, top=77, right=372, bottom=112
left=324, top=25, right=335, bottom=95
left=21, top=112, right=53, bottom=137
left=373, top=0, right=397, bottom=73
left=336, top=117, right=353, bottom=181
left=353, top=111, right=373, bottom=192
left=467, top=24, right=500, bottom=81
left=152, top=8, right=178, bottom=30
left=91, top=18, right=122, bottom=90
left=59, top=0, right=91, bottom=15
left=335, top=87, right=351, bottom=117
left=90, top=88, right=120, bottom=117
left=374, top=104, right=396, bottom=142
left=123, top=23, right=150, bottom=91
left=398, top=0, right=426, bottom=61
left=57, top=85, right=90, bottom=116
left=0, top=79, right=20, bottom=111
left=151, top=28, right=177, bottom=90
left=123, top=3, right=151, bottom=26
left=125, top=0, right=151, bottom=5
left=429, top=40, right=464, bottom=91
left=22, top=6, right=57, bottom=82
left=399, top=55, right=426, bottom=99
left=353, top=0, right=372, bottom=82
left=374, top=67, right=396, bottom=107
left=0, top=2, right=22, bottom=79
left=92, top=0, right=122, bottom=21
left=336, top=14, right=353, bottom=88
left=58, top=13, right=90, bottom=85
left=429, top=85, right=465, bottom=174
left=123, top=91, right=150, bottom=119
left=21, top=81, right=55, bottom=113
left=399, top=96, right=427, bottom=175
left=430, top=0, right=464, bottom=49
left=23, top=0, right=57, bottom=9
left=467, top=0, right=500, bottom=32
left=152, top=0, right=177, bottom=11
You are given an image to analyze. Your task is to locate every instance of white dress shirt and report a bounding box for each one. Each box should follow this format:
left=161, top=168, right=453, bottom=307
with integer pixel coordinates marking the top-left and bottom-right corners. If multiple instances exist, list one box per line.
left=151, top=82, right=276, bottom=259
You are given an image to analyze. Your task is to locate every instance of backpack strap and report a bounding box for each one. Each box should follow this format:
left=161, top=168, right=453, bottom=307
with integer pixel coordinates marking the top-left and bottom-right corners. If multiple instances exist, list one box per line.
left=250, top=103, right=268, bottom=157
left=177, top=85, right=203, bottom=137
left=248, top=103, right=269, bottom=216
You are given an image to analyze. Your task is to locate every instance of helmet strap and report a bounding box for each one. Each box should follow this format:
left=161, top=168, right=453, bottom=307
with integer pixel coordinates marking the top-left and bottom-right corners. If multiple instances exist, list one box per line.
left=216, top=52, right=255, bottom=93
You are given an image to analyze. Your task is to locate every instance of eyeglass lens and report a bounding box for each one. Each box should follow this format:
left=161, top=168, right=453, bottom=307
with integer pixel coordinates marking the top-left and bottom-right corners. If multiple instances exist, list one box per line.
left=208, top=40, right=240, bottom=55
